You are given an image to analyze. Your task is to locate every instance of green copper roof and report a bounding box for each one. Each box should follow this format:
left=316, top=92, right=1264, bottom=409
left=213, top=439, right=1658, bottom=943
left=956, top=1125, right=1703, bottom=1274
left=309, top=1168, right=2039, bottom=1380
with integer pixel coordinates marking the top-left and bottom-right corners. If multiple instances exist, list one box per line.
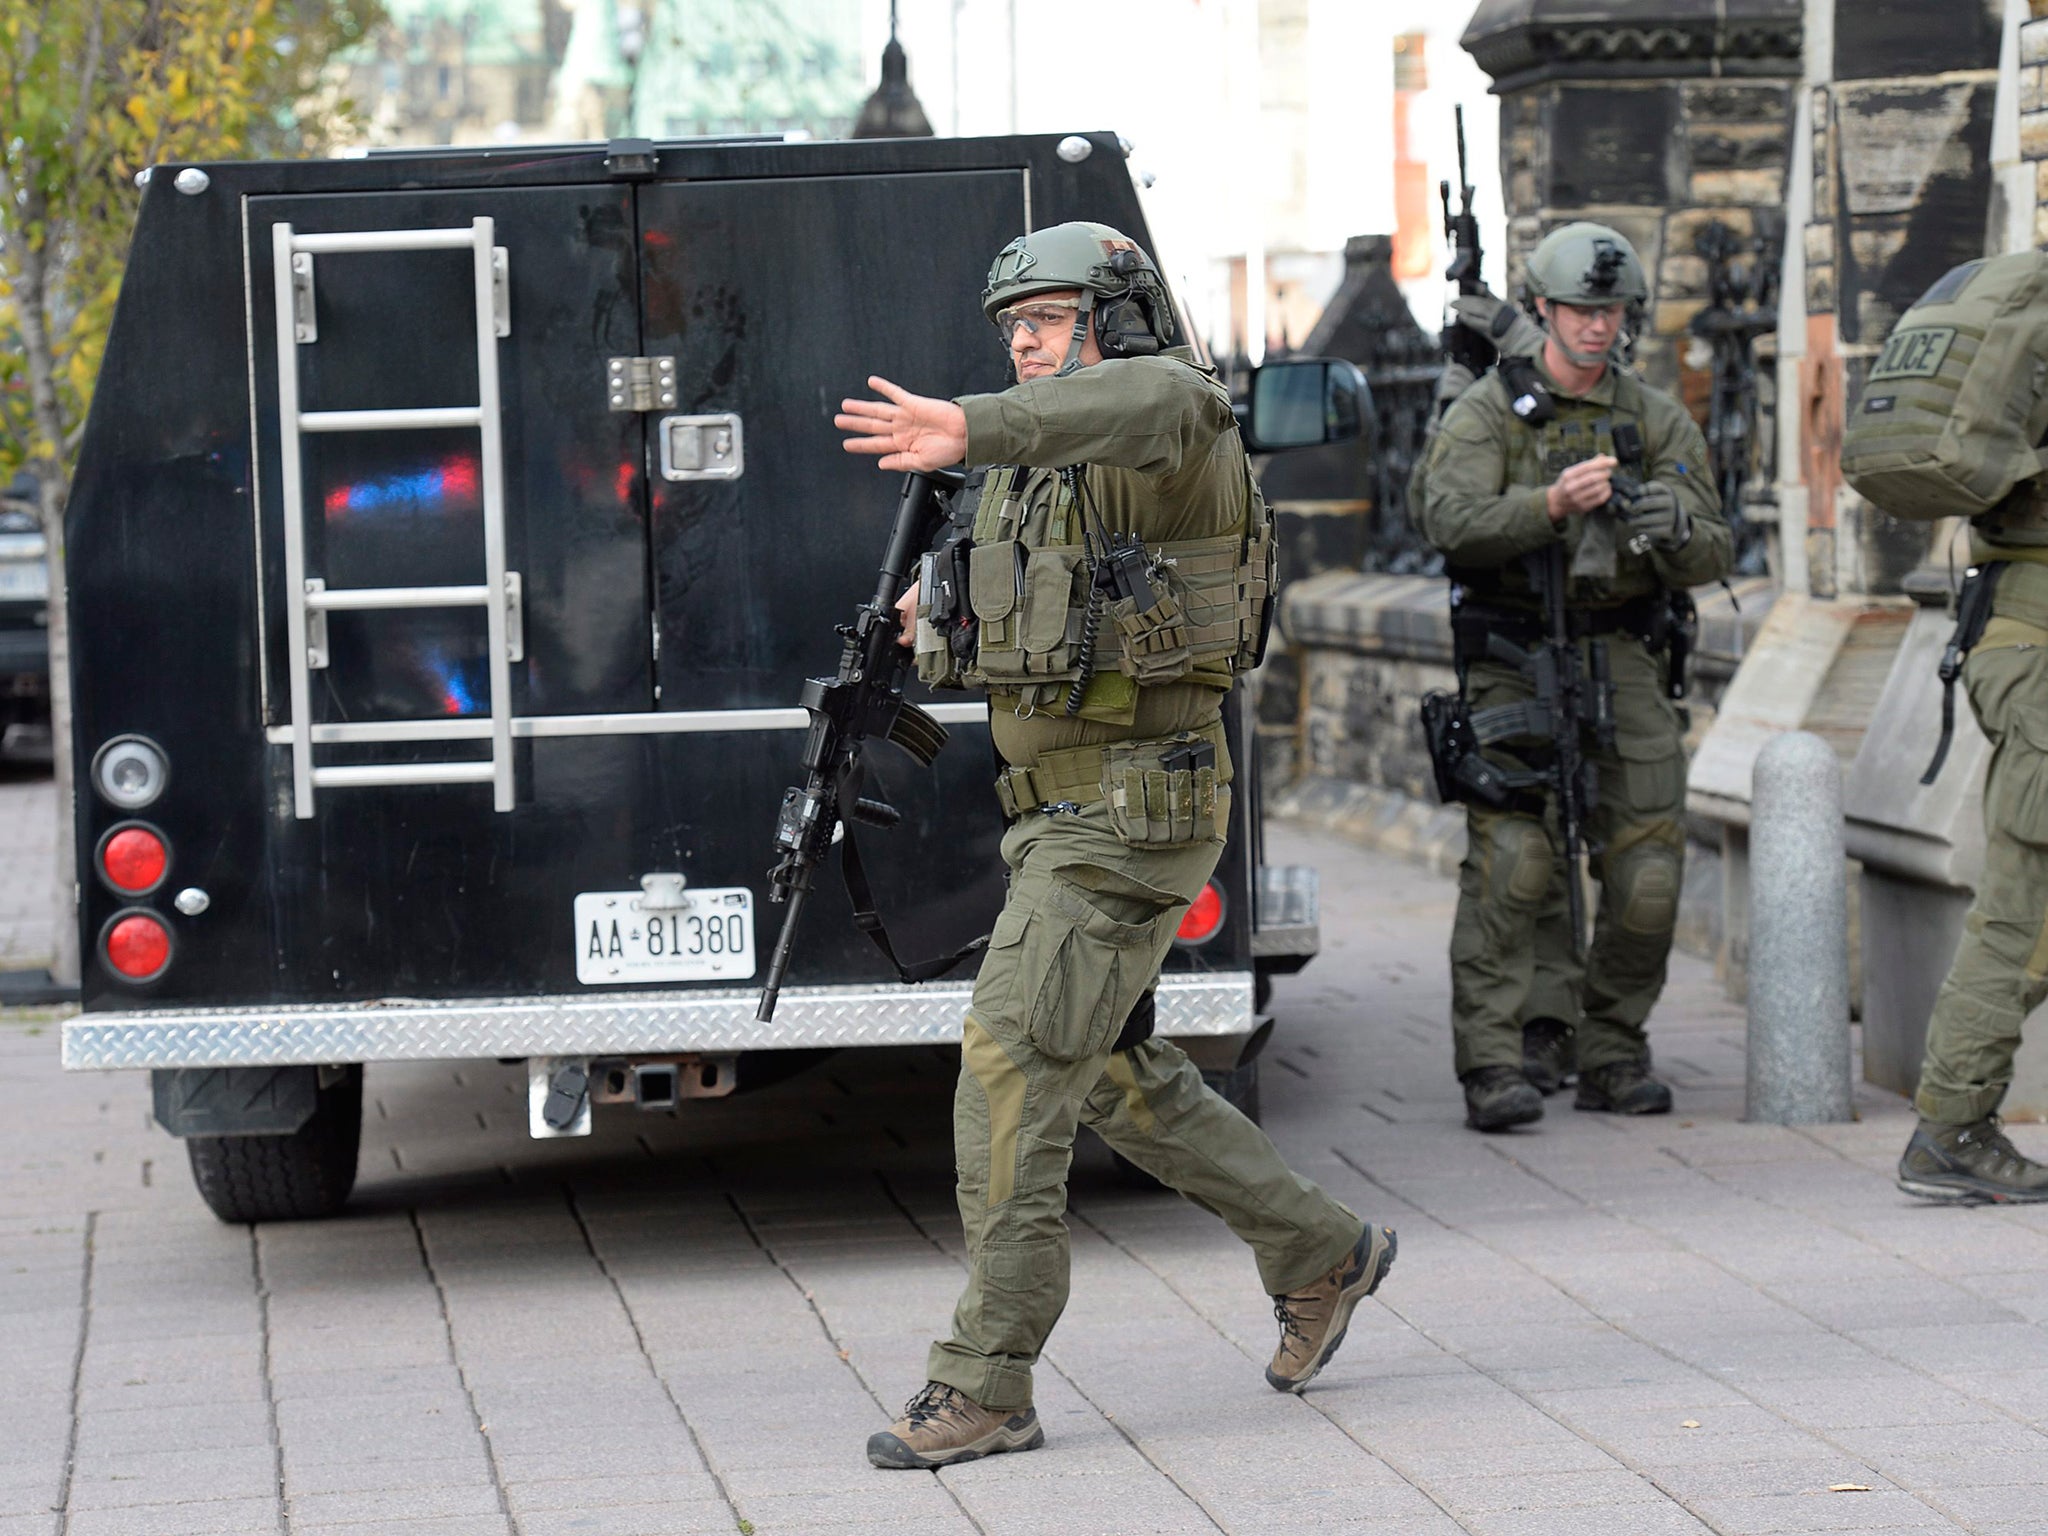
left=630, top=0, right=865, bottom=139
left=341, top=0, right=871, bottom=140
left=364, top=0, right=549, bottom=68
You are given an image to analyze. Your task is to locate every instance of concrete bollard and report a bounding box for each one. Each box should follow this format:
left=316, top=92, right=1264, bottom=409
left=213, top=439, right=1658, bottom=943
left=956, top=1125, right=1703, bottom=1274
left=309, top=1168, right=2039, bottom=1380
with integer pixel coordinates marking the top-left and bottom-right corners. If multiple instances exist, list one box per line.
left=1746, top=730, right=1853, bottom=1124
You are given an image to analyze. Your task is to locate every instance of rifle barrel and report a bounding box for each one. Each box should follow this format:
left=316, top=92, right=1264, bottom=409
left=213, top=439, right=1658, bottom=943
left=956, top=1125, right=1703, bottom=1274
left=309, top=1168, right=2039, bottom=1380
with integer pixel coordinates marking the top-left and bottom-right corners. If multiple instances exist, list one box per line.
left=756, top=880, right=813, bottom=1022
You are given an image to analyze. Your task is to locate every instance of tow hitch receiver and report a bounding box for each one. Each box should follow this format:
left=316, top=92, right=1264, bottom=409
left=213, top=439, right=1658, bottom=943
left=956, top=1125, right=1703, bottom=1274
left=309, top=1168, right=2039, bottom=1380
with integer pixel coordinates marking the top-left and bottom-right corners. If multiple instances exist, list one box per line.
left=528, top=1053, right=739, bottom=1136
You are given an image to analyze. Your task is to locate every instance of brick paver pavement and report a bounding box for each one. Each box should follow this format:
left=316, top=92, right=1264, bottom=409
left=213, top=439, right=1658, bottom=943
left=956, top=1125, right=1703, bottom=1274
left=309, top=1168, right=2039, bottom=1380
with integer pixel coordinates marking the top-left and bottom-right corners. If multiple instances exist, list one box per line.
left=3, top=765, right=2047, bottom=1535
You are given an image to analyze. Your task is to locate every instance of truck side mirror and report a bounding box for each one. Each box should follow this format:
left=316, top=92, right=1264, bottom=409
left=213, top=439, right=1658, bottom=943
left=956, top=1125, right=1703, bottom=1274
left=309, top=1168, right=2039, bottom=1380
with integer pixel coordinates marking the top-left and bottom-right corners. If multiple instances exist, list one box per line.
left=1243, top=358, right=1370, bottom=453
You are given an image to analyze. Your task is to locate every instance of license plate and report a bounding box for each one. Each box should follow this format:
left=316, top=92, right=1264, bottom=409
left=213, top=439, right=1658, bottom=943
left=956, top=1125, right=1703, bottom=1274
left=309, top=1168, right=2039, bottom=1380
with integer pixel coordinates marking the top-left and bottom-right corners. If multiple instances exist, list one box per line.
left=0, top=563, right=47, bottom=600
left=574, top=887, right=756, bottom=985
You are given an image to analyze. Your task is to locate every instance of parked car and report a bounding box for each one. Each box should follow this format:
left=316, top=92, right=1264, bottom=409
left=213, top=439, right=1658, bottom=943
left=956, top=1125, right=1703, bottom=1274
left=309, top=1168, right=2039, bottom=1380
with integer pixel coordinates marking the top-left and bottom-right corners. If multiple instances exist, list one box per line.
left=0, top=475, right=50, bottom=756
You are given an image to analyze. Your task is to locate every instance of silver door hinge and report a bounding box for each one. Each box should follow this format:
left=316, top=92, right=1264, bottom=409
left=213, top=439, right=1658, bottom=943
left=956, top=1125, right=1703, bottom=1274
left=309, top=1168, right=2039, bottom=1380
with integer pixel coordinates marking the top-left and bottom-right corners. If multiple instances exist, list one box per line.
left=504, top=570, right=524, bottom=661
left=291, top=252, right=318, bottom=343
left=607, top=356, right=677, bottom=412
left=492, top=246, right=510, bottom=338
left=304, top=577, right=328, bottom=668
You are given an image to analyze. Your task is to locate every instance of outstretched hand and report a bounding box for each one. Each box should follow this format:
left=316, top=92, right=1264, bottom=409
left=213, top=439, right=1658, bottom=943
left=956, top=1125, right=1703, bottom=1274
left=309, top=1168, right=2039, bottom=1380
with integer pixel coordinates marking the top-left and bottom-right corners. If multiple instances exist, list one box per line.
left=835, top=377, right=968, bottom=472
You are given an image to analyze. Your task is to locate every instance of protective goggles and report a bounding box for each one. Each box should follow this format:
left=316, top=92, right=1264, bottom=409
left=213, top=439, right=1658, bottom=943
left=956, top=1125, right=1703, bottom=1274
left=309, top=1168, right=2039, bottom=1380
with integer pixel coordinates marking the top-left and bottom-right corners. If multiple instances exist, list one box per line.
left=994, top=300, right=1082, bottom=343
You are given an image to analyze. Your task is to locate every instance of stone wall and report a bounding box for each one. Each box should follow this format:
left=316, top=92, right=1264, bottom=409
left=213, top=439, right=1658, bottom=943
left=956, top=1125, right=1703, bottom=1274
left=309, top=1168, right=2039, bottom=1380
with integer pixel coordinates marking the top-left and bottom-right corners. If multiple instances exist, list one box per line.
left=2020, top=14, right=2048, bottom=230
left=1267, top=572, right=1775, bottom=960
left=1799, top=0, right=2003, bottom=598
left=1495, top=81, right=1793, bottom=394
left=1462, top=0, right=1800, bottom=397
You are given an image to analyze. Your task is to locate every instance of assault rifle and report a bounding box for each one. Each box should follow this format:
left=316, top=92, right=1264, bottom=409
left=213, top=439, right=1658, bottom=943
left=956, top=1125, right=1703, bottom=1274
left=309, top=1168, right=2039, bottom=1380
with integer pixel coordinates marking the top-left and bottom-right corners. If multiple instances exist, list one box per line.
left=1435, top=513, right=1620, bottom=955
left=757, top=467, right=982, bottom=1022
left=1437, top=106, right=1495, bottom=380
left=1526, top=539, right=1613, bottom=956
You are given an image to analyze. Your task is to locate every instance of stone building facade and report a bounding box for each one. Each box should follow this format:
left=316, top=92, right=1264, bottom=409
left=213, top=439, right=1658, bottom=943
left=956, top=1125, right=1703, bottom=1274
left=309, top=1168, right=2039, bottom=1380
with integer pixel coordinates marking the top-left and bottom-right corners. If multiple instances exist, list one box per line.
left=1463, top=0, right=1800, bottom=399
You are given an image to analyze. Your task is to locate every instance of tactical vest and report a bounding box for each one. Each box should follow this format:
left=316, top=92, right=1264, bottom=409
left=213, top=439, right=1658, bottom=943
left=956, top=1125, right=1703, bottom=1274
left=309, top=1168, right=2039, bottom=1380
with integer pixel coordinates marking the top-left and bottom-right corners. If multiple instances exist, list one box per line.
left=919, top=458, right=1273, bottom=721
left=1441, top=367, right=1658, bottom=608
left=1501, top=368, right=1647, bottom=493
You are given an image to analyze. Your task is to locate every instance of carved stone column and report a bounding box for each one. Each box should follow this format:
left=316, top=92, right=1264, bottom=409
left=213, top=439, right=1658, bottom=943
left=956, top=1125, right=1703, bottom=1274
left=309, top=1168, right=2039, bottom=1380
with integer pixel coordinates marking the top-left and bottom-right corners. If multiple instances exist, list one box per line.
left=1461, top=0, right=1801, bottom=394
left=1799, top=0, right=2004, bottom=599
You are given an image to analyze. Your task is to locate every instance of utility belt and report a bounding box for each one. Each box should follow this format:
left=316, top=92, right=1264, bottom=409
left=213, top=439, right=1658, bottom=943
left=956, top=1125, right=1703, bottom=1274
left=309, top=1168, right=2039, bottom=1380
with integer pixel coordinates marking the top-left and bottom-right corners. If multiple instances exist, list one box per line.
left=992, top=720, right=1229, bottom=846
left=1450, top=589, right=1697, bottom=702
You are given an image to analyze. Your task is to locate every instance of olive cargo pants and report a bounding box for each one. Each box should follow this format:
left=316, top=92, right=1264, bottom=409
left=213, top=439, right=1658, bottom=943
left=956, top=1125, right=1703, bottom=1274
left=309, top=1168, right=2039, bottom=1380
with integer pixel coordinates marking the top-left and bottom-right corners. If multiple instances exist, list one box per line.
left=1917, top=607, right=2048, bottom=1124
left=1449, top=637, right=1688, bottom=1078
left=927, top=797, right=1365, bottom=1413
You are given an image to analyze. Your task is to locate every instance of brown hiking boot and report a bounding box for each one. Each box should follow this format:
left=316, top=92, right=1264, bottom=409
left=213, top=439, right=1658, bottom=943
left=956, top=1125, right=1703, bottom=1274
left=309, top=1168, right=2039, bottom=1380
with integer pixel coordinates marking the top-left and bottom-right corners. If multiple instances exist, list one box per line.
left=1898, top=1117, right=2048, bottom=1204
left=866, top=1382, right=1043, bottom=1470
left=1265, top=1224, right=1398, bottom=1393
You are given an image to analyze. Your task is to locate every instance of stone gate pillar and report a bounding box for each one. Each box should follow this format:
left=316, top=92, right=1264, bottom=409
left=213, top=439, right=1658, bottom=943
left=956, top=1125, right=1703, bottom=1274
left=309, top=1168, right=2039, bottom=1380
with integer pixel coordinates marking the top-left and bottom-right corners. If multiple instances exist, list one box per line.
left=1460, top=0, right=1801, bottom=396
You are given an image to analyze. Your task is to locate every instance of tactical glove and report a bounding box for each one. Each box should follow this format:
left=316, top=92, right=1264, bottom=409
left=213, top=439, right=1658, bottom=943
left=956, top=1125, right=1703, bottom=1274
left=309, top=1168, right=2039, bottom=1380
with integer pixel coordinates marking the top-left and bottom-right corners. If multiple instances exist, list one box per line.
left=1450, top=291, right=1547, bottom=358
left=1614, top=479, right=1691, bottom=552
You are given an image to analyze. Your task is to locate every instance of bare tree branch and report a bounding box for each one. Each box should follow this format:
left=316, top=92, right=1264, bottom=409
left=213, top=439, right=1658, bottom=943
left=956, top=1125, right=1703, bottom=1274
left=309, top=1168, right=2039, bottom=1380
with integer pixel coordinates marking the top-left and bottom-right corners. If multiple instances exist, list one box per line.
left=64, top=0, right=109, bottom=166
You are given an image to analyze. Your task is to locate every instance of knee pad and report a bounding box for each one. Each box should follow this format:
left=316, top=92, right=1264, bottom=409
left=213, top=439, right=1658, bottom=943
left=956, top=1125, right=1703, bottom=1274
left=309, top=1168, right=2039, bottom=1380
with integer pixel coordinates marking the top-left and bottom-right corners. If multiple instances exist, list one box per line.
left=1610, top=839, right=1681, bottom=938
left=1483, top=816, right=1554, bottom=908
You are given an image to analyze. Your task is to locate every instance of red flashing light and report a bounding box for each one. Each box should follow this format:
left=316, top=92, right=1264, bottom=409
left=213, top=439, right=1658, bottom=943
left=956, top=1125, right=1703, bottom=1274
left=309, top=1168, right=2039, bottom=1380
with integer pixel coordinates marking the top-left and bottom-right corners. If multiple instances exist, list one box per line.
left=100, top=825, right=167, bottom=894
left=1176, top=881, right=1226, bottom=945
left=105, top=913, right=171, bottom=981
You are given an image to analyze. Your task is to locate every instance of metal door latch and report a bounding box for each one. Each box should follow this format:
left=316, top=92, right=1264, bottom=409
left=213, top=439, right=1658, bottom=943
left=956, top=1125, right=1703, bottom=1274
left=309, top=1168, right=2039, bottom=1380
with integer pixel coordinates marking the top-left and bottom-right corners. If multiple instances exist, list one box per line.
left=658, top=413, right=744, bottom=481
left=607, top=356, right=677, bottom=412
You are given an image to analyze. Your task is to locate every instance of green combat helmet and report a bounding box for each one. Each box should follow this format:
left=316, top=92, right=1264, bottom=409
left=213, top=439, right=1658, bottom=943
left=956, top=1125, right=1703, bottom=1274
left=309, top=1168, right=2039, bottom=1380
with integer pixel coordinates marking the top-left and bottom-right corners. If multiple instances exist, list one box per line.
left=1523, top=221, right=1650, bottom=307
left=1523, top=221, right=1647, bottom=368
left=982, top=221, right=1178, bottom=375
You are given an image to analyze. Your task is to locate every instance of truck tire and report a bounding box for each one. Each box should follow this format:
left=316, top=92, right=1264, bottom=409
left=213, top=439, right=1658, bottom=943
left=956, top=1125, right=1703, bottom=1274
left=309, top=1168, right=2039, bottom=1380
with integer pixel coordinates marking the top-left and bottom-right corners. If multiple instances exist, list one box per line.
left=186, top=1066, right=362, bottom=1222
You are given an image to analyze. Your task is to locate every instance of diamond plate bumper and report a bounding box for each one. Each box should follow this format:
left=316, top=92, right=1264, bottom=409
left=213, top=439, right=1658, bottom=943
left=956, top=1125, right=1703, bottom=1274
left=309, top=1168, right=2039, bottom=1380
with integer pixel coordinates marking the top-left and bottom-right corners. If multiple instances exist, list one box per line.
left=61, top=972, right=1256, bottom=1071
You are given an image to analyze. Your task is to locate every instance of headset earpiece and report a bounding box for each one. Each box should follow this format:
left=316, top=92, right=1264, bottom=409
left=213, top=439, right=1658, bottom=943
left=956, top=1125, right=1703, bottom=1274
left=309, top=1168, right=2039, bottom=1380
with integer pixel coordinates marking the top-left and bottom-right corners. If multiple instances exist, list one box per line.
left=1094, top=269, right=1172, bottom=359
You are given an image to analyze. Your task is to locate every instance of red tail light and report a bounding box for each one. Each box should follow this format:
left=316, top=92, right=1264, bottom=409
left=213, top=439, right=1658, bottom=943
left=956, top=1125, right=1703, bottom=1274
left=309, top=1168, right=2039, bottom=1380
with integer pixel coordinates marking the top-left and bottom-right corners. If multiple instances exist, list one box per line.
left=1176, top=881, right=1227, bottom=946
left=104, top=912, right=171, bottom=981
left=99, top=824, right=168, bottom=894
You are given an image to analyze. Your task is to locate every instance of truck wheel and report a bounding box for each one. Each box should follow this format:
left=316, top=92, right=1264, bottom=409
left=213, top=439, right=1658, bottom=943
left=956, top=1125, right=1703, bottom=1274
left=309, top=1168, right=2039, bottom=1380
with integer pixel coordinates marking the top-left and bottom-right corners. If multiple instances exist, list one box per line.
left=1109, top=1059, right=1262, bottom=1189
left=186, top=1066, right=362, bottom=1222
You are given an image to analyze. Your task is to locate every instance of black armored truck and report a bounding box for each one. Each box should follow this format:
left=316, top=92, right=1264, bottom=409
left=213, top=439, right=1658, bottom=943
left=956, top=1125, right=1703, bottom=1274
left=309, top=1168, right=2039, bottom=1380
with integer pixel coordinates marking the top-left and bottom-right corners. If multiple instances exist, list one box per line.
left=63, top=131, right=1354, bottom=1221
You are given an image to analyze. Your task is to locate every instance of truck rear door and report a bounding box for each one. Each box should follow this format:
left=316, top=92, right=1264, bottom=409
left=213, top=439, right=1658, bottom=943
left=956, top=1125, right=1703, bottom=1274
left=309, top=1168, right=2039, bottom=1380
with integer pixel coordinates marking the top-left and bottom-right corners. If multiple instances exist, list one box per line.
left=246, top=169, right=1011, bottom=1001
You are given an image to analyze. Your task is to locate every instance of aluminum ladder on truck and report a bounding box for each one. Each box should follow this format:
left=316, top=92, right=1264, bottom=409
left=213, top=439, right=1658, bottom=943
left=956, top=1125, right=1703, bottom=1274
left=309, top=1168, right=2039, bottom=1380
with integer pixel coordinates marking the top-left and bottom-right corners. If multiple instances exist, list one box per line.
left=270, top=218, right=520, bottom=819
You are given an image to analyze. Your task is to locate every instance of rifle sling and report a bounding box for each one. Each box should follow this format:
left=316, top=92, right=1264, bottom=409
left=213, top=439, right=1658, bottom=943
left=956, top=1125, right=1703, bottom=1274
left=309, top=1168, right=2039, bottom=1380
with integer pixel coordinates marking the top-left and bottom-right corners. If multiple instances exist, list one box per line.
left=833, top=756, right=989, bottom=985
left=1921, top=562, right=2008, bottom=786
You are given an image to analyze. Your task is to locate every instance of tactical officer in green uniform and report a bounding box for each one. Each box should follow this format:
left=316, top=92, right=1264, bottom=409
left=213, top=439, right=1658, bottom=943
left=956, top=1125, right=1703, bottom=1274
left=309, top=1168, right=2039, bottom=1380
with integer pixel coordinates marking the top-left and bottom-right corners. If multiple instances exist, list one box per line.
left=834, top=222, right=1395, bottom=1469
left=1417, top=295, right=1586, bottom=1097
left=1414, top=223, right=1732, bottom=1132
left=1898, top=493, right=2048, bottom=1202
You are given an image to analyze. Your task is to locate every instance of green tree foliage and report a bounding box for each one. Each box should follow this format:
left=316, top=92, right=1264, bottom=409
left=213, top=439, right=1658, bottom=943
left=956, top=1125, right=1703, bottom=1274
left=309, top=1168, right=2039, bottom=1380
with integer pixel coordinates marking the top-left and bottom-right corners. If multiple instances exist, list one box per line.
left=0, top=0, right=378, bottom=981
left=0, top=0, right=379, bottom=486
